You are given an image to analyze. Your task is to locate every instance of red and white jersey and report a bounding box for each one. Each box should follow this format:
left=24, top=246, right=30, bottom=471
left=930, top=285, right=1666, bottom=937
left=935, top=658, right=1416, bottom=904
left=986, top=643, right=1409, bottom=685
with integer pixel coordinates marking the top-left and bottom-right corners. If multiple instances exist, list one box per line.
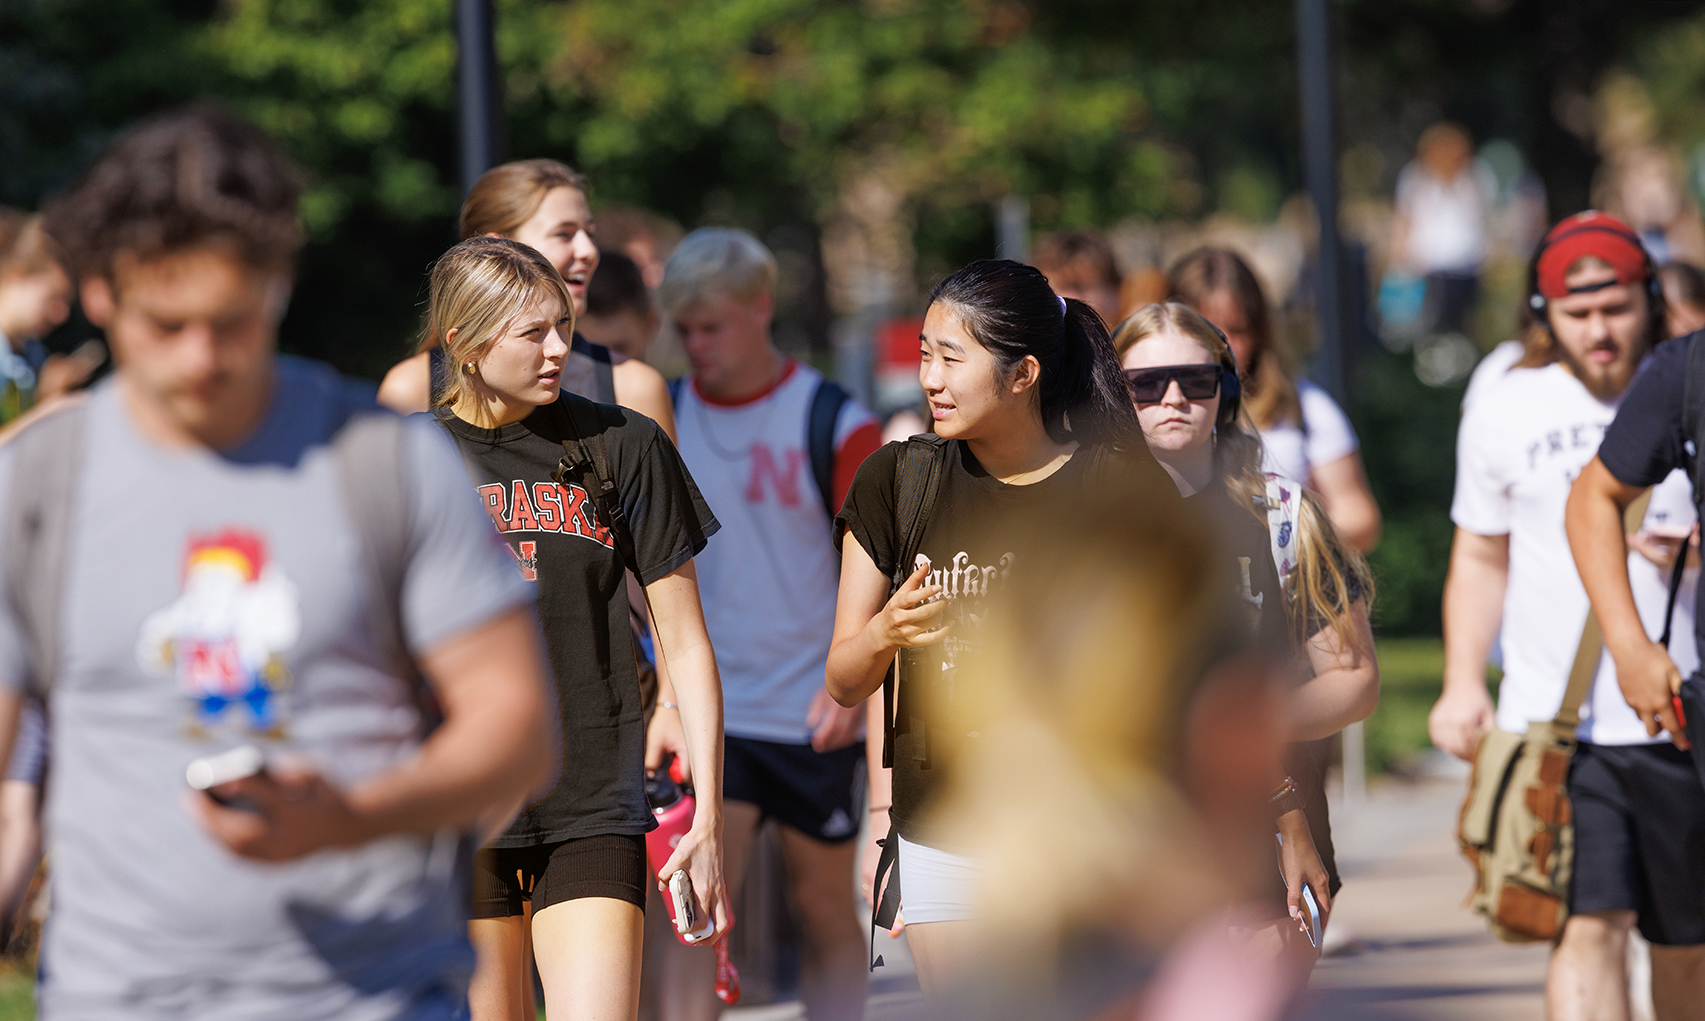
left=675, top=361, right=881, bottom=742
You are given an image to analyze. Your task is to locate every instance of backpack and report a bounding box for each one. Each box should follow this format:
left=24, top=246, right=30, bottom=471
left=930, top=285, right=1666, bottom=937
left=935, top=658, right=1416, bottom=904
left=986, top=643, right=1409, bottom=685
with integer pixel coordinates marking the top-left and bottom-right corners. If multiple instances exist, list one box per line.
left=1, top=399, right=428, bottom=719
left=668, top=374, right=851, bottom=524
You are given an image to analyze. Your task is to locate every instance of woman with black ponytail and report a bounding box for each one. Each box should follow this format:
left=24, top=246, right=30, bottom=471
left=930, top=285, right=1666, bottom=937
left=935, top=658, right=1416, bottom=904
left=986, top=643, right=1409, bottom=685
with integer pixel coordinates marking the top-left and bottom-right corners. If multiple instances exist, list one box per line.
left=825, top=260, right=1177, bottom=991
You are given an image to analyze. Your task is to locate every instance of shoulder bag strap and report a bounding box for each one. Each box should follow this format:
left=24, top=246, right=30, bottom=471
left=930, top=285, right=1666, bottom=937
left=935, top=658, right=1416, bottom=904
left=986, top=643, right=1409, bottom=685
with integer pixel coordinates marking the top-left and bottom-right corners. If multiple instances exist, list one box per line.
left=807, top=379, right=851, bottom=524
left=3, top=400, right=88, bottom=697
left=1556, top=487, right=1655, bottom=730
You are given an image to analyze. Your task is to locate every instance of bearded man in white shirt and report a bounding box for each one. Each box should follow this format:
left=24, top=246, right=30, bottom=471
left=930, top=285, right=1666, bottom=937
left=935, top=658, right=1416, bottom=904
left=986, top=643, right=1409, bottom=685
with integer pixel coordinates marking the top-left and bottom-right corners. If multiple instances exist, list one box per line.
left=1430, top=211, right=1705, bottom=1021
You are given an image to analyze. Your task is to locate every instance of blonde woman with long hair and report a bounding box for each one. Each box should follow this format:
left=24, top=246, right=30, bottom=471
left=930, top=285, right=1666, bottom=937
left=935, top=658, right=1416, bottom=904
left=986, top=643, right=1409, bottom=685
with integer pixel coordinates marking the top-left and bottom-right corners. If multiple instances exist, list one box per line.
left=1114, top=302, right=1378, bottom=969
left=380, top=159, right=675, bottom=440
left=424, top=236, right=729, bottom=1021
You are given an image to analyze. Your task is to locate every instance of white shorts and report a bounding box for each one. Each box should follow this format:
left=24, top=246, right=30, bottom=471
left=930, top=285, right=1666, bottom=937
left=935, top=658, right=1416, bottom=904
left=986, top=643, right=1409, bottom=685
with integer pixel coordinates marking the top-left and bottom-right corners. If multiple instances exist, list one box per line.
left=895, top=834, right=983, bottom=925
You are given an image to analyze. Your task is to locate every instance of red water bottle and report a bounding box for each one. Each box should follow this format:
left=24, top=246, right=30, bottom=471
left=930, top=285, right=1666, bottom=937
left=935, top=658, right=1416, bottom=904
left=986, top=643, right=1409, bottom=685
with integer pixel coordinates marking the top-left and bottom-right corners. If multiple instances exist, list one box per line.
left=644, top=760, right=696, bottom=907
left=644, top=759, right=741, bottom=1003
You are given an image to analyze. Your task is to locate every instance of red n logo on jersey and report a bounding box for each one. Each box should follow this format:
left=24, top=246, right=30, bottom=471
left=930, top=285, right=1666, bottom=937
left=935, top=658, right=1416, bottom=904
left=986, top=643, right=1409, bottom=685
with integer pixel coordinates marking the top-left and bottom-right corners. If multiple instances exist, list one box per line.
left=745, top=444, right=806, bottom=507
left=514, top=541, right=538, bottom=581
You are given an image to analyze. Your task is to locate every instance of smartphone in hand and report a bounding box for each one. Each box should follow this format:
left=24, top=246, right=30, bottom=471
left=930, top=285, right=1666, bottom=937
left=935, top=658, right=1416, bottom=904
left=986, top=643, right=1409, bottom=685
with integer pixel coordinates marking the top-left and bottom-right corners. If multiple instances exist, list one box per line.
left=668, top=869, right=715, bottom=944
left=186, top=745, right=266, bottom=810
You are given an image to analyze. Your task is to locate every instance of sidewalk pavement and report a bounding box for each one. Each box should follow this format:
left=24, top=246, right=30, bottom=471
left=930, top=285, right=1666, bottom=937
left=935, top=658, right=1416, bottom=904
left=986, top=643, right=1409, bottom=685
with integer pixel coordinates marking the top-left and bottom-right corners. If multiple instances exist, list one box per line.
left=731, top=767, right=1553, bottom=1020
left=1309, top=768, right=1549, bottom=1020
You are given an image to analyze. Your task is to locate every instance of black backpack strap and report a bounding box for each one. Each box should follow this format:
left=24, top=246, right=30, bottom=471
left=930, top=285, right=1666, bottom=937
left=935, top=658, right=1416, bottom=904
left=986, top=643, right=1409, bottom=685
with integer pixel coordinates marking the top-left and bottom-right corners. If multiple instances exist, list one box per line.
left=1687, top=335, right=1705, bottom=513
left=866, top=434, right=948, bottom=972
left=3, top=400, right=88, bottom=698
left=807, top=379, right=851, bottom=523
left=667, top=376, right=685, bottom=409
left=427, top=347, right=450, bottom=406
left=549, top=393, right=640, bottom=572
left=1667, top=335, right=1705, bottom=647
left=881, top=435, right=950, bottom=770
left=868, top=819, right=902, bottom=971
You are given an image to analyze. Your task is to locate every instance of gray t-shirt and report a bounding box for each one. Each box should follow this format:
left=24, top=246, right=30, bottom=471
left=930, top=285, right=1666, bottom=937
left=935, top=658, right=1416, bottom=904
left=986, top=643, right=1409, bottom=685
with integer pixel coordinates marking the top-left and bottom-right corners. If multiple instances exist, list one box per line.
left=0, top=359, right=532, bottom=1020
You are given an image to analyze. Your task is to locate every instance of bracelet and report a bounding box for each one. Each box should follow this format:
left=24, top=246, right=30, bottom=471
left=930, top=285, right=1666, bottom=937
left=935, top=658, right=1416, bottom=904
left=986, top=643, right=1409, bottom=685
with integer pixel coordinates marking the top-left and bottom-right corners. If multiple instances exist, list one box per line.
left=1269, top=776, right=1303, bottom=820
left=659, top=701, right=679, bottom=711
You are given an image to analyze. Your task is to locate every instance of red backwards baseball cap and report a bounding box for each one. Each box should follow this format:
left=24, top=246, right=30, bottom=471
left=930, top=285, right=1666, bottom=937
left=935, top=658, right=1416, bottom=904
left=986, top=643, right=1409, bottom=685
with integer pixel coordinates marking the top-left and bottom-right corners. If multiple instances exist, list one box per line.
left=1534, top=211, right=1651, bottom=300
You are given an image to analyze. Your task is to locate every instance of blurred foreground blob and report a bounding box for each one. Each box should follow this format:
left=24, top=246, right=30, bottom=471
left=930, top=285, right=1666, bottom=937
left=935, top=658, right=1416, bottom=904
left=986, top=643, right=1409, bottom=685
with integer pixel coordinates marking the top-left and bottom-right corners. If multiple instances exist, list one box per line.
left=884, top=470, right=1348, bottom=1020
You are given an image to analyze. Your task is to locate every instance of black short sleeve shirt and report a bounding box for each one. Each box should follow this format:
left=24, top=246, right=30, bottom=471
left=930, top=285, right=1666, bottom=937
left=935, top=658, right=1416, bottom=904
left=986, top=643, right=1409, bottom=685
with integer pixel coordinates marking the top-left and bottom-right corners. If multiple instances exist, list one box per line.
left=835, top=438, right=1179, bottom=849
left=435, top=400, right=719, bottom=846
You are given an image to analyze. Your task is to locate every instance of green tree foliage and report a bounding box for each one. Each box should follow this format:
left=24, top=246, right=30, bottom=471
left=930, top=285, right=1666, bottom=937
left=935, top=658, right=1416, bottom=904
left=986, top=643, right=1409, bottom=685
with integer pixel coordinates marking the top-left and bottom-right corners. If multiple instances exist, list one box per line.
left=4, top=0, right=1300, bottom=369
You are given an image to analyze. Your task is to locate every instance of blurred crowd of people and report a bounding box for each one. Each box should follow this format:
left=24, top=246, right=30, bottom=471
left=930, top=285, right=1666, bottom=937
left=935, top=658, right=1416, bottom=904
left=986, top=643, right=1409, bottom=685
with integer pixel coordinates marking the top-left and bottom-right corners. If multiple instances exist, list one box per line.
left=1, top=99, right=1704, bottom=1021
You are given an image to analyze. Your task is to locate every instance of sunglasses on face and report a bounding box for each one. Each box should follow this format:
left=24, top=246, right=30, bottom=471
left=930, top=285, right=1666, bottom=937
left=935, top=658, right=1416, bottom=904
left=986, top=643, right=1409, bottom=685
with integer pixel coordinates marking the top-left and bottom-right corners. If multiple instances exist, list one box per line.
left=1124, top=364, right=1223, bottom=403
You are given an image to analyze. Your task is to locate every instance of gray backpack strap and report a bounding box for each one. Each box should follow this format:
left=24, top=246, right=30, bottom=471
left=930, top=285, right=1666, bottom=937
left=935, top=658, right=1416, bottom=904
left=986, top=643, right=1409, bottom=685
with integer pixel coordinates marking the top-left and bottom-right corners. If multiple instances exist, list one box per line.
left=3, top=401, right=88, bottom=697
left=331, top=411, right=435, bottom=728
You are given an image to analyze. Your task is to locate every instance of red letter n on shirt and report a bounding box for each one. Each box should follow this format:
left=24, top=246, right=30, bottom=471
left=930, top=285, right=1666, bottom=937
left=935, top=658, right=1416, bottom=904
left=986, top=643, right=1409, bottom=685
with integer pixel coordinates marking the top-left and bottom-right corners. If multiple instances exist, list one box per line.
left=745, top=444, right=806, bottom=507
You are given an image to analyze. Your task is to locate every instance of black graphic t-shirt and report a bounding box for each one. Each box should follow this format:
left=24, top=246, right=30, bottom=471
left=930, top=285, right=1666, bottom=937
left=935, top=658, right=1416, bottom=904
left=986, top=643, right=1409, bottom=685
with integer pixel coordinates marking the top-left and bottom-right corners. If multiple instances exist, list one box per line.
left=837, top=438, right=1174, bottom=849
left=1191, top=477, right=1288, bottom=657
left=435, top=401, right=719, bottom=847
left=1196, top=477, right=1341, bottom=895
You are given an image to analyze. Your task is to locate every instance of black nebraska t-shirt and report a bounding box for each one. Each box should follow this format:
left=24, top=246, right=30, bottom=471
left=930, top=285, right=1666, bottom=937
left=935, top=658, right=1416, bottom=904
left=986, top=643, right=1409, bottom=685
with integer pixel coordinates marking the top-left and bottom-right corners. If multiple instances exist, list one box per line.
left=435, top=401, right=719, bottom=847
left=836, top=438, right=1175, bottom=850
left=1599, top=333, right=1705, bottom=665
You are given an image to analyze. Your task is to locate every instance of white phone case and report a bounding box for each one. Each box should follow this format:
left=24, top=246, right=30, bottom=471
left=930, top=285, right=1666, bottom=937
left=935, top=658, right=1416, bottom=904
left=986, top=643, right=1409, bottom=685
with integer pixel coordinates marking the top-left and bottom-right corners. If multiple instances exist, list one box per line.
left=668, top=870, right=715, bottom=943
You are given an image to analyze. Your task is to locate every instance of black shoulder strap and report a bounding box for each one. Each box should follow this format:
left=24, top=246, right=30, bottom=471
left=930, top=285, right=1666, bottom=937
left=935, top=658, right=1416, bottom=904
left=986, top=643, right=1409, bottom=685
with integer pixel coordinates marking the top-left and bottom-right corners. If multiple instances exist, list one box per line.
left=3, top=400, right=88, bottom=697
left=868, top=819, right=901, bottom=971
left=1664, top=335, right=1705, bottom=646
left=427, top=347, right=450, bottom=406
left=550, top=393, right=640, bottom=573
left=880, top=434, right=950, bottom=770
left=866, top=434, right=948, bottom=972
left=1686, top=336, right=1705, bottom=508
left=572, top=334, right=618, bottom=406
left=807, top=378, right=851, bottom=523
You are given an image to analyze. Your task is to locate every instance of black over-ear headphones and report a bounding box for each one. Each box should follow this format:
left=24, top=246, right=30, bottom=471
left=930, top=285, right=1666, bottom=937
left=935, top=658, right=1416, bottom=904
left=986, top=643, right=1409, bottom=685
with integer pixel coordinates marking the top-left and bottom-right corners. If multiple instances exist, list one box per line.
left=1526, top=221, right=1661, bottom=326
left=1201, top=317, right=1243, bottom=430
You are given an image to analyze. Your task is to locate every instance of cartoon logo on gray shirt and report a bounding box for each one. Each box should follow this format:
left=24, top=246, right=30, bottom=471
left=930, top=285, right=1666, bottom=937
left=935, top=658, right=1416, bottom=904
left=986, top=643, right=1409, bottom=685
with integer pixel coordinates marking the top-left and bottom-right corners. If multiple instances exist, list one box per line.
left=135, top=529, right=301, bottom=737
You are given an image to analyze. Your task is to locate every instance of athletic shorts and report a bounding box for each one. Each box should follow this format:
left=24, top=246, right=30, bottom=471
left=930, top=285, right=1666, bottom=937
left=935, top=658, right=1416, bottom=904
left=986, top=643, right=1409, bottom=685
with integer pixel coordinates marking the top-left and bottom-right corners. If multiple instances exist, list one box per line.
left=472, top=833, right=648, bottom=919
left=723, top=735, right=864, bottom=843
left=1569, top=741, right=1705, bottom=945
left=895, top=834, right=982, bottom=925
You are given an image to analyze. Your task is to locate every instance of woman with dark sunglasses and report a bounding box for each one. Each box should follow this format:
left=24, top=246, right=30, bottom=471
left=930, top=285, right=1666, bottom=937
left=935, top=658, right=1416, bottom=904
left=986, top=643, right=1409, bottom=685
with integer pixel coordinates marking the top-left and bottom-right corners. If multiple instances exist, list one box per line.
left=1113, top=302, right=1380, bottom=972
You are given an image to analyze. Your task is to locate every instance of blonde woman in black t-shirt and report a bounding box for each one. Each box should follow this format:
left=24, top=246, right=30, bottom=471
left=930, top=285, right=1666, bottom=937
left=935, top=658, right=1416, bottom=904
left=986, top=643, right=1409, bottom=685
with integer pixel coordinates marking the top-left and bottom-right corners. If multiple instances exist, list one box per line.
left=827, top=259, right=1175, bottom=992
left=424, top=236, right=729, bottom=1021
left=1114, top=301, right=1378, bottom=970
